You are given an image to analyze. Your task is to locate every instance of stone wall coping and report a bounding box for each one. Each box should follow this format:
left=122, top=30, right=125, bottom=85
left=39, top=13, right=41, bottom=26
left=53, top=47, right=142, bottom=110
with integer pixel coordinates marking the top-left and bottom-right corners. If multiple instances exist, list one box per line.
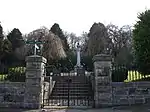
left=25, top=55, right=47, bottom=63
left=92, top=54, right=112, bottom=62
left=0, top=82, right=25, bottom=84
left=111, top=81, right=150, bottom=87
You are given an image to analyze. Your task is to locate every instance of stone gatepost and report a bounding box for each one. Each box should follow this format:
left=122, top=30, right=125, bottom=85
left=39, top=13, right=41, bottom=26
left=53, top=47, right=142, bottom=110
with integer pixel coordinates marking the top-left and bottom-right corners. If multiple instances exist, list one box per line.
left=93, top=54, right=112, bottom=108
left=24, top=55, right=47, bottom=109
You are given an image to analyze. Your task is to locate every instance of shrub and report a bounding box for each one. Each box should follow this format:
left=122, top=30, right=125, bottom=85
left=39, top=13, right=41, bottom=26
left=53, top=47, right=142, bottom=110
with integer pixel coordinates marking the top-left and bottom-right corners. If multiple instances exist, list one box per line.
left=5, top=67, right=26, bottom=82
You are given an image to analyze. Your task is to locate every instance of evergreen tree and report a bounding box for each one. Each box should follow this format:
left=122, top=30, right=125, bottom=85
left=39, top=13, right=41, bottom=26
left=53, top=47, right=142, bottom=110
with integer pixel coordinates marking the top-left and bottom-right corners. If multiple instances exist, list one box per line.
left=7, top=28, right=24, bottom=50
left=133, top=10, right=150, bottom=75
left=0, top=23, right=4, bottom=40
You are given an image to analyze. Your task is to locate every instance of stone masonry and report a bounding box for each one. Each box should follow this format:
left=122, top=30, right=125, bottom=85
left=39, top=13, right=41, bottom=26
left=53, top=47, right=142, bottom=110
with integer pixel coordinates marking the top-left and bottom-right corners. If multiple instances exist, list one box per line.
left=1, top=54, right=150, bottom=109
left=93, top=54, right=112, bottom=108
left=0, top=82, right=25, bottom=108
left=112, top=82, right=150, bottom=106
left=24, top=55, right=47, bottom=109
left=92, top=54, right=150, bottom=107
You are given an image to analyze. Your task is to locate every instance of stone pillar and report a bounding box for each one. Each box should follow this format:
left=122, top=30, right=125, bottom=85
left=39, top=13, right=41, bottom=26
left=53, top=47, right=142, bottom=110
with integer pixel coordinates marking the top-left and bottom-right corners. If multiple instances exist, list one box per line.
left=24, top=55, right=46, bottom=109
left=93, top=54, right=112, bottom=108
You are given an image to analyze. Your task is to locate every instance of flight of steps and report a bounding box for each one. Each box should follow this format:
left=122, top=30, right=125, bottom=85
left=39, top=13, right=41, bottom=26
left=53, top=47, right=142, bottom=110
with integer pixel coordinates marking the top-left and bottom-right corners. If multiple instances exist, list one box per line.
left=49, top=75, right=93, bottom=107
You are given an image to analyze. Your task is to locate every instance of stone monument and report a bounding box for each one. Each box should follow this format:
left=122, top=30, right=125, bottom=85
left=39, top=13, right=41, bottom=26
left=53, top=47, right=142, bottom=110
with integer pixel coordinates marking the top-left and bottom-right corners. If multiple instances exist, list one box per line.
left=76, top=42, right=81, bottom=67
left=74, top=42, right=84, bottom=75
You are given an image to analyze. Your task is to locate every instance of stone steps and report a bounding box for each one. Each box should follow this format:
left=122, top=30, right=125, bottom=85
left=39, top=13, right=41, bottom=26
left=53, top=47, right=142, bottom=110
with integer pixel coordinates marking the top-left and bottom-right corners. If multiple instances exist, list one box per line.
left=49, top=96, right=93, bottom=99
left=52, top=89, right=90, bottom=92
left=49, top=76, right=93, bottom=105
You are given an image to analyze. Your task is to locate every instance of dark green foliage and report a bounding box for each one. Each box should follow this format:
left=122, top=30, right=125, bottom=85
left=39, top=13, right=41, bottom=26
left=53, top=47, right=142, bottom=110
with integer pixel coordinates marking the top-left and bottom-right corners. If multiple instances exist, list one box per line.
left=47, top=51, right=76, bottom=72
left=5, top=67, right=26, bottom=82
left=0, top=39, right=12, bottom=61
left=50, top=23, right=69, bottom=51
left=7, top=28, right=24, bottom=50
left=81, top=55, right=93, bottom=71
left=133, top=10, right=150, bottom=75
left=112, top=65, right=128, bottom=82
left=0, top=24, right=4, bottom=59
left=0, top=24, right=4, bottom=39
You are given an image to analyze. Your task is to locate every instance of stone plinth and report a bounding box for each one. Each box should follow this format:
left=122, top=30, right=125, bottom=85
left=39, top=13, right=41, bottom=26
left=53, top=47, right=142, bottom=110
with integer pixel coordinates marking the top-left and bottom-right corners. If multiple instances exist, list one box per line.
left=93, top=54, right=112, bottom=108
left=24, top=55, right=47, bottom=109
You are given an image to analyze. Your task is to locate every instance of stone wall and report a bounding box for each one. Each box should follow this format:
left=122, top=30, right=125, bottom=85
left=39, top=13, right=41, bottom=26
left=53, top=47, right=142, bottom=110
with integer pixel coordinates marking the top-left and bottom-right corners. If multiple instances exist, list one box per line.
left=93, top=54, right=150, bottom=108
left=0, top=55, right=48, bottom=109
left=112, top=82, right=150, bottom=106
left=0, top=82, right=25, bottom=108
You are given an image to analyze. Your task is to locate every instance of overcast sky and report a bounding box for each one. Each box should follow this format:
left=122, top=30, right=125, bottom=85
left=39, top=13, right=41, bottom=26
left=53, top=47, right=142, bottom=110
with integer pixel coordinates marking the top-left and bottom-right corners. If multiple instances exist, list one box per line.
left=0, top=0, right=150, bottom=36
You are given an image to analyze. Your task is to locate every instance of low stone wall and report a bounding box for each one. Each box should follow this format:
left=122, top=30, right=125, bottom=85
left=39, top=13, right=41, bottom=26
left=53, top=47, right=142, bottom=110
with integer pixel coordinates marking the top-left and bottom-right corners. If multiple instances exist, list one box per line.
left=0, top=82, right=25, bottom=108
left=112, top=82, right=150, bottom=106
left=95, top=81, right=150, bottom=107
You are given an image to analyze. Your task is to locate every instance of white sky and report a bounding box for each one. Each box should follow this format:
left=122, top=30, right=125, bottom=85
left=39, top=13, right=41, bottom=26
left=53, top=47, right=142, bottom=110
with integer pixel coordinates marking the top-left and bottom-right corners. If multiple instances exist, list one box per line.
left=0, top=0, right=150, bottom=36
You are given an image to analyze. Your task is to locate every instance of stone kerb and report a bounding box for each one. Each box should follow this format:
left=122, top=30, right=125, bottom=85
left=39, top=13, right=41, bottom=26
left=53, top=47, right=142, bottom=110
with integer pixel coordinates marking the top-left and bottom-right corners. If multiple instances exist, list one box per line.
left=24, top=55, right=47, bottom=109
left=93, top=54, right=112, bottom=108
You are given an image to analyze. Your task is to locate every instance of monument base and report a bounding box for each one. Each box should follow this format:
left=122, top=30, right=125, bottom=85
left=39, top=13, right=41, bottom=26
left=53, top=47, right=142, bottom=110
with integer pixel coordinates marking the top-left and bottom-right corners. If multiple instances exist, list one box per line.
left=74, top=66, right=85, bottom=76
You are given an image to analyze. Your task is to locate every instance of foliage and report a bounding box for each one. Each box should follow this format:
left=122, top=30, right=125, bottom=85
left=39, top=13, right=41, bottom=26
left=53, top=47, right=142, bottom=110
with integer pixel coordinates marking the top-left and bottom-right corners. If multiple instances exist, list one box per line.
left=7, top=28, right=24, bottom=50
left=50, top=23, right=69, bottom=51
left=0, top=74, right=8, bottom=81
left=0, top=24, right=4, bottom=39
left=5, top=67, right=26, bottom=82
left=0, top=39, right=12, bottom=61
left=86, top=22, right=110, bottom=56
left=49, top=51, right=76, bottom=72
left=81, top=55, right=93, bottom=71
left=133, top=10, right=150, bottom=75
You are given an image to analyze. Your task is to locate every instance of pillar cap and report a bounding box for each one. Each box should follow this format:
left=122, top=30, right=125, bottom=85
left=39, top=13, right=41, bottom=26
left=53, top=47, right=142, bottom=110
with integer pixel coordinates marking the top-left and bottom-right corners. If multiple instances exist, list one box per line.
left=26, top=55, right=47, bottom=63
left=92, top=54, right=112, bottom=62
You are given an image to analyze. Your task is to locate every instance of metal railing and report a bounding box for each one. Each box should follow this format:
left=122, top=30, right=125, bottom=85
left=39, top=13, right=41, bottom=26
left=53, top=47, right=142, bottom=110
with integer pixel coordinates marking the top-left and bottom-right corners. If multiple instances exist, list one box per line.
left=112, top=65, right=150, bottom=82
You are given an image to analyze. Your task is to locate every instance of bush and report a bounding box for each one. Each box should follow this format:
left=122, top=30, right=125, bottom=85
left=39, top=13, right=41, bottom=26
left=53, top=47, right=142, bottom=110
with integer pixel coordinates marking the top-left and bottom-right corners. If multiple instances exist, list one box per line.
left=5, top=67, right=26, bottom=82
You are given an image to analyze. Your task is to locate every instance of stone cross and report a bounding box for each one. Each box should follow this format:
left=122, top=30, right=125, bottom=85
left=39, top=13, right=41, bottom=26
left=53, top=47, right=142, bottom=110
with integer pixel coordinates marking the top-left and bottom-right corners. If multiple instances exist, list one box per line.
left=76, top=42, right=81, bottom=67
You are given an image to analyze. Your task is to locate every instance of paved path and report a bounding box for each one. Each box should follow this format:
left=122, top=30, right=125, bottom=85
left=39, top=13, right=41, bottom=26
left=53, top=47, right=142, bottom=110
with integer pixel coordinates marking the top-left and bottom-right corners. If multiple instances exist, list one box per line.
left=1, top=105, right=150, bottom=112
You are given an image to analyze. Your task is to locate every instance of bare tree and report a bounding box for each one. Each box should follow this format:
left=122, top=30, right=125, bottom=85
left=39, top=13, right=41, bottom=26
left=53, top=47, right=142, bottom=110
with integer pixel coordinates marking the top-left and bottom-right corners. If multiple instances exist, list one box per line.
left=67, top=33, right=79, bottom=50
left=107, top=24, right=133, bottom=65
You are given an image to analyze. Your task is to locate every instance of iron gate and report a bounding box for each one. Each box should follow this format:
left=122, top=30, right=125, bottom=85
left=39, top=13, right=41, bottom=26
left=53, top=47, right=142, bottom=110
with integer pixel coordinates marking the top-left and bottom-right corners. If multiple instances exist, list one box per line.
left=43, top=68, right=94, bottom=108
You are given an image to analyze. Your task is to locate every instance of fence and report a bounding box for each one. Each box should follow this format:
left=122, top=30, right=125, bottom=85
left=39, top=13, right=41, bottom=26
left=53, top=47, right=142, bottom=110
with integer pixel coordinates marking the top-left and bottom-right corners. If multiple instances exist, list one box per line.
left=112, top=65, right=150, bottom=82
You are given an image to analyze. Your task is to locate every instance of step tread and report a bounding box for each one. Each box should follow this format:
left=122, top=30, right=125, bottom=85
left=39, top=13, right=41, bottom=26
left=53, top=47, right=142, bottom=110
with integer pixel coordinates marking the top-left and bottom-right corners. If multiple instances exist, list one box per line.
left=54, top=89, right=91, bottom=92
